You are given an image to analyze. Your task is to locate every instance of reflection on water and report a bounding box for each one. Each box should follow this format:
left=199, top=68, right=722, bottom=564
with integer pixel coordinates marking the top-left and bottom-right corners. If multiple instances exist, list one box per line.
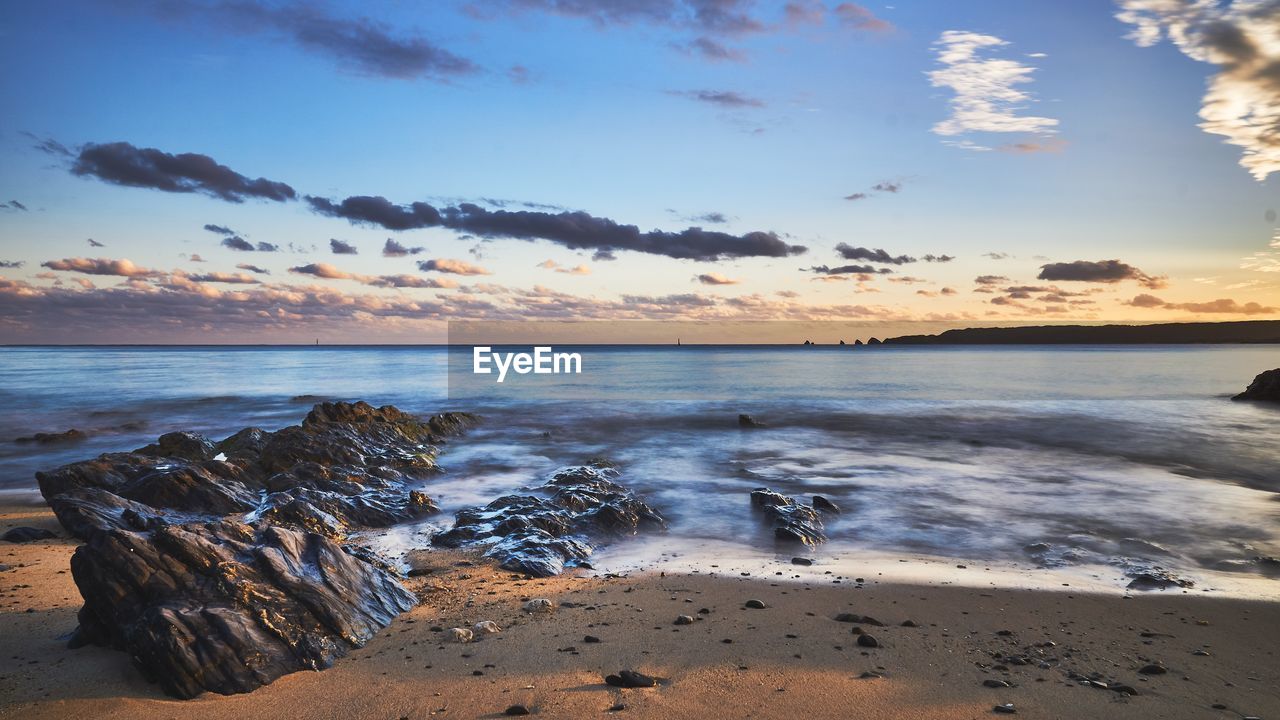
left=2, top=345, right=1278, bottom=595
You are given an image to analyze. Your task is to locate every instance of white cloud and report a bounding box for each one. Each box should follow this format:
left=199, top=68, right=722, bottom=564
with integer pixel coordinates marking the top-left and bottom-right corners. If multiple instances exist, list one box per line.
left=1116, top=0, right=1280, bottom=180
left=928, top=30, right=1059, bottom=142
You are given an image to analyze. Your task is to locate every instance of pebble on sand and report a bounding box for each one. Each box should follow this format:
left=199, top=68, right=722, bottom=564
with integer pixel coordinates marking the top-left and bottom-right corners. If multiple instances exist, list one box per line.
left=674, top=615, right=694, bottom=625
left=856, top=633, right=879, bottom=648
left=445, top=627, right=474, bottom=644
left=504, top=704, right=531, bottom=716
left=605, top=670, right=657, bottom=688
left=473, top=621, right=501, bottom=635
left=523, top=599, right=555, bottom=613
left=745, top=599, right=767, bottom=609
left=993, top=703, right=1017, bottom=714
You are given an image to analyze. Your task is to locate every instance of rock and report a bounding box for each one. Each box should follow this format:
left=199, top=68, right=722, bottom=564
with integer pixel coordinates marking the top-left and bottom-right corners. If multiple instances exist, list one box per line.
left=1138, top=663, right=1168, bottom=675
left=745, top=599, right=767, bottom=609
left=1111, top=684, right=1139, bottom=696
left=856, top=633, right=879, bottom=648
left=523, top=598, right=555, bottom=614
left=867, top=338, right=882, bottom=346
left=1, top=527, right=56, bottom=543
left=674, top=615, right=694, bottom=625
left=993, top=703, right=1016, bottom=714
left=583, top=635, right=601, bottom=643
left=901, top=620, right=918, bottom=627
left=433, top=462, right=666, bottom=577
left=984, top=679, right=1011, bottom=688
left=504, top=705, right=531, bottom=716
left=605, top=670, right=657, bottom=688
left=1232, top=368, right=1280, bottom=402
left=791, top=557, right=813, bottom=566
left=473, top=621, right=501, bottom=635
left=811, top=495, right=840, bottom=513
left=749, top=488, right=826, bottom=545
left=15, top=429, right=87, bottom=444
left=446, top=627, right=475, bottom=643
left=738, top=414, right=764, bottom=428
left=34, top=401, right=472, bottom=699
left=1125, top=567, right=1194, bottom=590
left=834, top=613, right=884, bottom=627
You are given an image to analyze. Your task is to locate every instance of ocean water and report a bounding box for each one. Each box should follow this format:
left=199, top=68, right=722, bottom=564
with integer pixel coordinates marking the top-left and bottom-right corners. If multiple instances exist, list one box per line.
left=2, top=345, right=1279, bottom=596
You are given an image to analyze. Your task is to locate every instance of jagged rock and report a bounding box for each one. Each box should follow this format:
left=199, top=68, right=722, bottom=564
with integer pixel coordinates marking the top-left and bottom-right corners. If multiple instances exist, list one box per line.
left=738, top=414, right=764, bottom=428
left=446, top=627, right=475, bottom=643
left=1233, top=368, right=1280, bottom=403
left=2, top=526, right=56, bottom=543
left=1125, top=567, right=1195, bottom=590
left=15, top=429, right=87, bottom=444
left=812, top=495, right=840, bottom=513
left=750, top=488, right=827, bottom=545
left=433, top=463, right=666, bottom=577
left=35, top=401, right=476, bottom=699
left=473, top=620, right=501, bottom=635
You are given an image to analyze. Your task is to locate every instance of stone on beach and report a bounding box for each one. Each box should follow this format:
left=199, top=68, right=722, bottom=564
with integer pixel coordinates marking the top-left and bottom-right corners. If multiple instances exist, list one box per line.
left=446, top=627, right=475, bottom=643
left=605, top=670, right=658, bottom=688
left=1, top=527, right=56, bottom=543
left=749, top=488, right=827, bottom=546
left=473, top=620, right=502, bottom=635
left=523, top=598, right=555, bottom=613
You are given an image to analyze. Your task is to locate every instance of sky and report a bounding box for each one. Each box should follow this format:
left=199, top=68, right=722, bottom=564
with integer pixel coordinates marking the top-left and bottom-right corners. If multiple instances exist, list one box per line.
left=1, top=0, right=1278, bottom=343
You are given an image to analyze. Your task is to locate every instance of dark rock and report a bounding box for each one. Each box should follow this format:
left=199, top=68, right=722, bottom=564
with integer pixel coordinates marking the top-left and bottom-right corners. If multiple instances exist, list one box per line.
left=433, top=462, right=665, bottom=577
left=745, top=599, right=767, bottom=609
left=738, top=414, right=764, bottom=428
left=34, top=401, right=472, bottom=699
left=901, top=620, right=918, bottom=627
left=1125, top=568, right=1194, bottom=591
left=791, top=557, right=813, bottom=566
left=2, top=527, right=56, bottom=543
left=605, top=670, right=657, bottom=688
left=583, top=635, right=601, bottom=643
left=15, top=429, right=87, bottom=444
left=856, top=633, right=879, bottom=648
left=811, top=495, right=840, bottom=513
left=1138, top=663, right=1168, bottom=675
left=993, top=703, right=1017, bottom=714
left=504, top=705, right=531, bottom=716
left=749, top=488, right=826, bottom=546
left=834, top=613, right=884, bottom=626
left=1111, top=684, right=1139, bottom=696
left=983, top=679, right=1011, bottom=688
left=867, top=338, right=882, bottom=346
left=674, top=615, right=694, bottom=625
left=1232, top=368, right=1280, bottom=402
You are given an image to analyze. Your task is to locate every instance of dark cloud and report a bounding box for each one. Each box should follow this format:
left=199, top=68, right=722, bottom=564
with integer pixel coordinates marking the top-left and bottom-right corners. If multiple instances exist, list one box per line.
left=308, top=195, right=806, bottom=261
left=807, top=264, right=893, bottom=275
left=871, top=181, right=901, bottom=193
left=1124, top=294, right=1276, bottom=314
left=2, top=200, right=28, bottom=211
left=203, top=224, right=236, bottom=235
left=0, top=261, right=24, bottom=269
left=696, top=272, right=740, bottom=285
left=73, top=142, right=296, bottom=203
left=691, top=211, right=727, bottom=224
left=221, top=236, right=254, bottom=252
left=1038, top=259, right=1166, bottom=289
left=138, top=0, right=477, bottom=81
left=87, top=238, right=105, bottom=247
left=975, top=275, right=1010, bottom=285
left=22, top=132, right=72, bottom=157
left=382, top=238, right=425, bottom=257
left=843, top=192, right=868, bottom=201
left=41, top=257, right=161, bottom=277
left=330, top=238, right=359, bottom=255
left=236, top=263, right=270, bottom=275
left=670, top=89, right=765, bottom=108
left=835, top=244, right=913, bottom=265
left=257, top=242, right=280, bottom=252
left=922, top=254, right=955, bottom=263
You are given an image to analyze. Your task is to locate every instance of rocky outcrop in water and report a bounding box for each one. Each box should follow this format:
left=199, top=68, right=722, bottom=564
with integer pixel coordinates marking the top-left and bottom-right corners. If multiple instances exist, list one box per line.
left=1232, top=368, right=1280, bottom=403
left=36, top=401, right=475, bottom=699
left=750, top=488, right=829, bottom=545
left=432, top=462, right=666, bottom=576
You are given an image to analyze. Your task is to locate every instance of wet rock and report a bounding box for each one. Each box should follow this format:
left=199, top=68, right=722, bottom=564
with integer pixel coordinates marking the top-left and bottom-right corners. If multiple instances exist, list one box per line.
left=749, top=488, right=826, bottom=545
left=1125, top=568, right=1195, bottom=591
left=433, top=462, right=666, bottom=577
left=856, top=633, right=879, bottom=648
left=15, top=429, right=87, bottom=444
left=605, top=670, right=657, bottom=688
left=745, top=599, right=767, bottom=609
left=738, top=414, right=764, bottom=428
left=446, top=627, right=475, bottom=643
left=791, top=557, right=813, bottom=566
left=993, top=703, right=1017, bottom=714
left=34, top=401, right=472, bottom=699
left=1, top=527, right=56, bottom=543
left=1232, top=368, right=1280, bottom=402
left=523, top=598, right=555, bottom=613
left=811, top=495, right=840, bottom=513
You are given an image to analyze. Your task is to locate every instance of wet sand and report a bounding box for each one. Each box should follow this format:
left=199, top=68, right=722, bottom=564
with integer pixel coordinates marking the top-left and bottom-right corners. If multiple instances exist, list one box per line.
left=2, top=503, right=1278, bottom=720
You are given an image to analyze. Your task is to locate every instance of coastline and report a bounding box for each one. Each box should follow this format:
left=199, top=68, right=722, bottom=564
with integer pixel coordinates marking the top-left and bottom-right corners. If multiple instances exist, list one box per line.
left=4, top=504, right=1277, bottom=720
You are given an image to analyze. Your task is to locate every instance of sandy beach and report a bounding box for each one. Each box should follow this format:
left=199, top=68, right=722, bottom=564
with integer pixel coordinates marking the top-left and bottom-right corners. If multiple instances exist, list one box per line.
left=3, top=503, right=1277, bottom=720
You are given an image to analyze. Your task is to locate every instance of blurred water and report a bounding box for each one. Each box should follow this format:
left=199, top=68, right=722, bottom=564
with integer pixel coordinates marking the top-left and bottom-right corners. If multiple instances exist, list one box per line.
left=2, top=345, right=1278, bottom=593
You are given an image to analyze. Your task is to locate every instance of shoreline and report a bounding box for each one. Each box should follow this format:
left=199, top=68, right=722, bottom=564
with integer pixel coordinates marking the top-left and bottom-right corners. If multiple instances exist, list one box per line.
left=3, top=504, right=1278, bottom=719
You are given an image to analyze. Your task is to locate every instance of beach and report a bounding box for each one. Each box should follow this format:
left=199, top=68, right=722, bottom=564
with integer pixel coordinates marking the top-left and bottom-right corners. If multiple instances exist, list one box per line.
left=3, top=501, right=1278, bottom=720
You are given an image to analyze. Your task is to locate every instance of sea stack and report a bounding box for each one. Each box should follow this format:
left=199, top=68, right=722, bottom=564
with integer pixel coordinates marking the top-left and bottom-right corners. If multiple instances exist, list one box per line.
left=1233, top=368, right=1280, bottom=403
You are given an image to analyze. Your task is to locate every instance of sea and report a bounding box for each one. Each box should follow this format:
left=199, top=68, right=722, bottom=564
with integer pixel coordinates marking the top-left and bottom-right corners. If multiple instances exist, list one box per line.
left=2, top=345, right=1278, bottom=597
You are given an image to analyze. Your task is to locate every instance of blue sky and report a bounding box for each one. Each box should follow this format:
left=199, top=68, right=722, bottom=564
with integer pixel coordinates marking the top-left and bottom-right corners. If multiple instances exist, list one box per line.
left=1, top=0, right=1278, bottom=342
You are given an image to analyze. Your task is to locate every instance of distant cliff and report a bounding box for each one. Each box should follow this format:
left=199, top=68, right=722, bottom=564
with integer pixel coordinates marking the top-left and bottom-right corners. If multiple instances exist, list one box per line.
left=884, top=320, right=1280, bottom=345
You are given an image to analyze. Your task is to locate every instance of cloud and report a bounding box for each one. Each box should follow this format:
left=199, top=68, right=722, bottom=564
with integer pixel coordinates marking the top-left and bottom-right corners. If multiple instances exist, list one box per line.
left=999, top=138, right=1068, bottom=154
left=843, top=192, right=868, bottom=201
left=365, top=274, right=459, bottom=289
left=835, top=244, right=914, bottom=265
left=1116, top=0, right=1280, bottom=180
left=138, top=0, right=477, bottom=81
left=330, top=238, right=358, bottom=255
left=536, top=259, right=591, bottom=275
left=203, top=224, right=236, bottom=236
left=674, top=36, right=747, bottom=62
left=418, top=258, right=492, bottom=275
left=2, top=200, right=27, bottom=211
left=41, top=257, right=162, bottom=278
left=382, top=238, right=425, bottom=257
left=22, top=132, right=72, bottom=157
left=929, top=30, right=1058, bottom=145
left=1124, top=294, right=1276, bottom=315
left=289, top=262, right=358, bottom=280
left=308, top=195, right=806, bottom=261
left=87, top=238, right=105, bottom=247
left=188, top=254, right=206, bottom=262
left=221, top=236, right=278, bottom=252
left=834, top=3, right=893, bottom=32
left=179, top=271, right=260, bottom=284
left=844, top=178, right=906, bottom=201
left=1038, top=259, right=1166, bottom=288
left=807, top=264, right=893, bottom=275
left=73, top=142, right=296, bottom=203
left=922, top=254, right=955, bottom=263
left=0, top=261, right=24, bottom=269
left=689, top=211, right=727, bottom=224
left=983, top=251, right=1010, bottom=260
left=696, top=272, right=741, bottom=285
left=236, top=263, right=270, bottom=275
left=670, top=89, right=766, bottom=108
